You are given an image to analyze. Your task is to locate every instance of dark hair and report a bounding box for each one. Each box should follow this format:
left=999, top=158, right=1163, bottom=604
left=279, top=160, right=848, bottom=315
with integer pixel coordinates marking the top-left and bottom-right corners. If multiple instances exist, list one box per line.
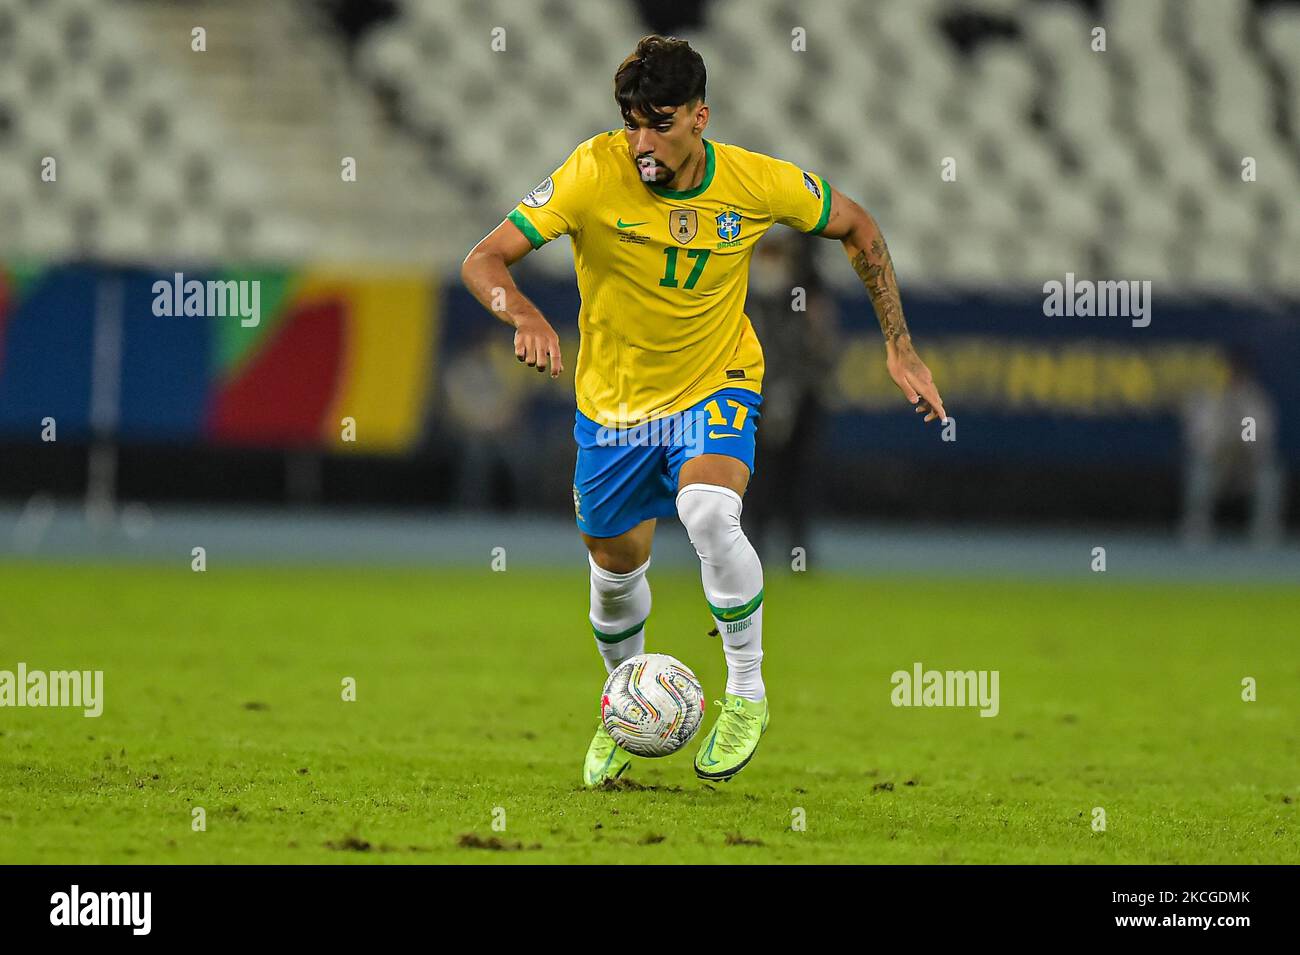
left=614, top=35, right=706, bottom=124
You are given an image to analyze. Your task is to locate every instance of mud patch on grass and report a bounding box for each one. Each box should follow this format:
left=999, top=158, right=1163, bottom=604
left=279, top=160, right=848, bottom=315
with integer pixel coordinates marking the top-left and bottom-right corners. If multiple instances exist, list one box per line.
left=457, top=833, right=542, bottom=851
left=324, top=835, right=372, bottom=852
left=323, top=835, right=436, bottom=854
left=590, top=778, right=684, bottom=793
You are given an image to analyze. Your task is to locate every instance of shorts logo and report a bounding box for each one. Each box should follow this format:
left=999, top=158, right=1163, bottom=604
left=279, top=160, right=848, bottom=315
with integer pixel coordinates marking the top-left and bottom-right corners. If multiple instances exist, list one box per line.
left=802, top=171, right=821, bottom=199
left=669, top=209, right=697, bottom=244
left=521, top=177, right=554, bottom=208
left=716, top=210, right=742, bottom=241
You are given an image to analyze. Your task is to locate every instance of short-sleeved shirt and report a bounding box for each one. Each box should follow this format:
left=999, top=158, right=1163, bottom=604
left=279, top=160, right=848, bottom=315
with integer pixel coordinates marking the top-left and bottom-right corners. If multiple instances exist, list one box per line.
left=508, top=132, right=831, bottom=428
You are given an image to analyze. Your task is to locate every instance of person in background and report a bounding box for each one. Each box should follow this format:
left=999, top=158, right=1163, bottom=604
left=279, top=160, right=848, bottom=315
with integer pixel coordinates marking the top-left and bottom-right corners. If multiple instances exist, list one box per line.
left=1179, top=347, right=1287, bottom=549
left=744, top=230, right=839, bottom=566
left=443, top=326, right=531, bottom=511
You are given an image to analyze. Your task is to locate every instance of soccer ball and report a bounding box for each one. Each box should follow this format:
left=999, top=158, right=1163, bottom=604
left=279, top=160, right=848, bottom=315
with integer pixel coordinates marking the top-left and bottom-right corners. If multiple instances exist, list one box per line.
left=601, top=653, right=706, bottom=757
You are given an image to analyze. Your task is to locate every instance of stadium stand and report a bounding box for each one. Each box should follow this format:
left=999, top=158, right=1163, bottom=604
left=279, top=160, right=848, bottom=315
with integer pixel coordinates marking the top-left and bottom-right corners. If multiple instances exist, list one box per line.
left=0, top=0, right=1296, bottom=290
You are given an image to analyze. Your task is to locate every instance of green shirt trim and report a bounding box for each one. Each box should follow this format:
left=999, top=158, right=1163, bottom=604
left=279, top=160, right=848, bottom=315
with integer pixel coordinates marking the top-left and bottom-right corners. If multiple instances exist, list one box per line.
left=649, top=139, right=716, bottom=200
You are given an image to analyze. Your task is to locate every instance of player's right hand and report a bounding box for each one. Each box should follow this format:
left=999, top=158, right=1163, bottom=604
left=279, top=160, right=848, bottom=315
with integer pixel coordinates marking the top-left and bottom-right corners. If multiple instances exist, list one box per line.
left=513, top=315, right=564, bottom=379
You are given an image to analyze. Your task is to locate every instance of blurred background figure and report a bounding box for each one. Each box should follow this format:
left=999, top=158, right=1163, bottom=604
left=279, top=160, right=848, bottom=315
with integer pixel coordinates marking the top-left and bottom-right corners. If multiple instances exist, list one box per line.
left=1179, top=349, right=1286, bottom=550
left=442, top=326, right=532, bottom=512
left=744, top=231, right=839, bottom=567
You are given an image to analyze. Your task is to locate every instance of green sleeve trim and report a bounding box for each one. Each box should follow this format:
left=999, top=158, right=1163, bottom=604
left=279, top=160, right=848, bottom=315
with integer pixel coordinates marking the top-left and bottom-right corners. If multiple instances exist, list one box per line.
left=808, top=176, right=832, bottom=235
left=593, top=618, right=648, bottom=644
left=507, top=209, right=548, bottom=249
left=708, top=588, right=765, bottom=623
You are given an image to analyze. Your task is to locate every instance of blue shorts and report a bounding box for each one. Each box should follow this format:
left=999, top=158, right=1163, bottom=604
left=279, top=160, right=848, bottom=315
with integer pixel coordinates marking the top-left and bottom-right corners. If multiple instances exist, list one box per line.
left=572, top=387, right=763, bottom=538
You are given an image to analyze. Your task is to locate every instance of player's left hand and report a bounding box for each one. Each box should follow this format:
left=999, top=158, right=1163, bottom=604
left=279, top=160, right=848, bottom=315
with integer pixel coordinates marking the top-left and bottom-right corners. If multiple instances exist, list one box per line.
left=886, top=339, right=947, bottom=424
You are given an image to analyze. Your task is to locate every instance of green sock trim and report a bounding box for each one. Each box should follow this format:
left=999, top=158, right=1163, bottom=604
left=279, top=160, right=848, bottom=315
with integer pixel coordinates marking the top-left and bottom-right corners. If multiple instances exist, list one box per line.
left=592, top=618, right=647, bottom=644
left=709, top=588, right=764, bottom=623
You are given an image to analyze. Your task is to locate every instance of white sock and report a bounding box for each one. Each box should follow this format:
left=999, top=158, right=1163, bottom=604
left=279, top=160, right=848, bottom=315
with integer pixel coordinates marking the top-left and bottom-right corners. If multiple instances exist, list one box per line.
left=676, top=483, right=765, bottom=701
left=589, top=552, right=651, bottom=674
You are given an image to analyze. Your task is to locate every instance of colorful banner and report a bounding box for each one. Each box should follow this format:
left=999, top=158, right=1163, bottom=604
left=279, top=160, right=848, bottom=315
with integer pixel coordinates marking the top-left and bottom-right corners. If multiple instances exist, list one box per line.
left=438, top=282, right=1300, bottom=467
left=0, top=264, right=438, bottom=453
left=3, top=263, right=1297, bottom=468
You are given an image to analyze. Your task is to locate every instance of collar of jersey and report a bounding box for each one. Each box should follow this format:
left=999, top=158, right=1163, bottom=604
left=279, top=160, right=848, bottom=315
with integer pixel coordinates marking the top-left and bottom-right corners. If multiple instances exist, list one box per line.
left=648, top=139, right=716, bottom=200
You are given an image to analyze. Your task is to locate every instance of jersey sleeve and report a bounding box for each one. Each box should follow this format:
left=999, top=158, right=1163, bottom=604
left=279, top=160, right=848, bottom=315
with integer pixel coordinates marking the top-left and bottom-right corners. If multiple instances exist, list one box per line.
left=506, top=144, right=592, bottom=249
left=765, top=156, right=833, bottom=235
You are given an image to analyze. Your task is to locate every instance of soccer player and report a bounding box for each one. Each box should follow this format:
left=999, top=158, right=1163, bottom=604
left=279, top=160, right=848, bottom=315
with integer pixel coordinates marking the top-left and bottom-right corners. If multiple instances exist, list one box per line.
left=461, top=35, right=946, bottom=786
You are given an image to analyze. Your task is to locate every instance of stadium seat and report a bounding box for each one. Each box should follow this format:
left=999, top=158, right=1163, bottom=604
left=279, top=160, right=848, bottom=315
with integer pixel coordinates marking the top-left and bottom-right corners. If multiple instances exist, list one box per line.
left=0, top=0, right=1293, bottom=293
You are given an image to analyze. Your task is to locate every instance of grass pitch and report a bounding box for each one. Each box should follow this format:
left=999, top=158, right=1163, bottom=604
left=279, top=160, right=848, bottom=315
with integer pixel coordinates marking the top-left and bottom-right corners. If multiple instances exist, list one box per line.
left=1, top=562, right=1296, bottom=864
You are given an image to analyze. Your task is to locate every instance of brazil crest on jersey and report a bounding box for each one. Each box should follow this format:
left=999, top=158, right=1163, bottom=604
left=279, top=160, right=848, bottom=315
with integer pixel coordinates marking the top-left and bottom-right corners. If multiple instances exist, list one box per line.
left=507, top=132, right=832, bottom=428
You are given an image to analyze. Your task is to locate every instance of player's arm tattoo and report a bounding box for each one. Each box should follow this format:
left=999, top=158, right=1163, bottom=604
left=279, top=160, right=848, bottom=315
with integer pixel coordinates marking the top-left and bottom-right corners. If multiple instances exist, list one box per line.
left=850, top=237, right=910, bottom=346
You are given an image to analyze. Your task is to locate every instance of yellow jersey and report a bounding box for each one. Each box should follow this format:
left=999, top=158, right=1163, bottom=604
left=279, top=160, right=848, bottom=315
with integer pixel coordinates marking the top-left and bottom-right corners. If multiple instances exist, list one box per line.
left=508, top=132, right=832, bottom=427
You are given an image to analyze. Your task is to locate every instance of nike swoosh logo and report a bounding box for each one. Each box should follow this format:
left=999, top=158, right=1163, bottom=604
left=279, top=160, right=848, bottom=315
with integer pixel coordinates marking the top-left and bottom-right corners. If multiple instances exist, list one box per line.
left=699, top=732, right=721, bottom=767
left=616, top=219, right=649, bottom=229
left=587, top=746, right=617, bottom=784
left=708, top=431, right=740, bottom=439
